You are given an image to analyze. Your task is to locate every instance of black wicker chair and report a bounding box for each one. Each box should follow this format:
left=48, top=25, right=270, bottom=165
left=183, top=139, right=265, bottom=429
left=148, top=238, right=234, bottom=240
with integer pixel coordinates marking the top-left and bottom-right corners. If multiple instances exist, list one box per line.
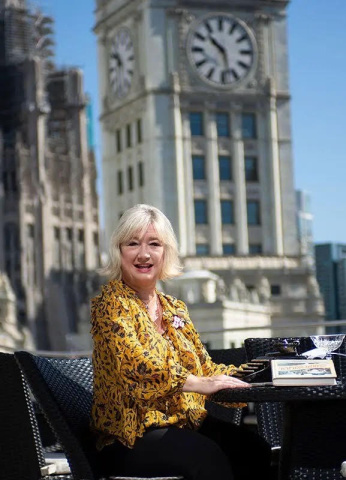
left=0, top=352, right=48, bottom=480
left=15, top=348, right=247, bottom=480
left=15, top=351, right=184, bottom=480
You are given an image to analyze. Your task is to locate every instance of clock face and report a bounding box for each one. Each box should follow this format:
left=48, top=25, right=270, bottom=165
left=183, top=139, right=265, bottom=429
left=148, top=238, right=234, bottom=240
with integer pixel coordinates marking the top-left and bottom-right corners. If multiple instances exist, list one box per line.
left=187, top=14, right=256, bottom=88
left=109, top=27, right=135, bottom=98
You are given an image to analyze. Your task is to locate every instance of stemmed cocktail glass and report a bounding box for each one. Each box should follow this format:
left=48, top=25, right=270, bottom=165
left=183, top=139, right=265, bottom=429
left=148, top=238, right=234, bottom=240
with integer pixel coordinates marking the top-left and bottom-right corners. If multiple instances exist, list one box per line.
left=310, top=334, right=345, bottom=359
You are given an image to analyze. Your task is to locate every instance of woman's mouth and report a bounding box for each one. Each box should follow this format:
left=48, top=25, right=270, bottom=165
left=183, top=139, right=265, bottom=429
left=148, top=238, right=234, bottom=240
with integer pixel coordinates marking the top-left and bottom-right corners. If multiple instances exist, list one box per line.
left=135, top=264, right=153, bottom=272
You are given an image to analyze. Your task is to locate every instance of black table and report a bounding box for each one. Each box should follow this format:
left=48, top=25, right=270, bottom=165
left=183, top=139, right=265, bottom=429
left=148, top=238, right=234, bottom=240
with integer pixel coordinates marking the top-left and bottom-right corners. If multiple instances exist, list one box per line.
left=211, top=381, right=346, bottom=403
left=211, top=382, right=346, bottom=480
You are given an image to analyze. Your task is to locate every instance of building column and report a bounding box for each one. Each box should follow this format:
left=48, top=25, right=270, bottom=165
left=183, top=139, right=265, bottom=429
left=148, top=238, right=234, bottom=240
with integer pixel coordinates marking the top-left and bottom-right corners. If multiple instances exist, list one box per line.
left=231, top=107, right=249, bottom=255
left=171, top=75, right=188, bottom=256
left=205, top=110, right=222, bottom=255
left=267, top=85, right=284, bottom=255
left=181, top=112, right=196, bottom=256
left=257, top=108, right=272, bottom=254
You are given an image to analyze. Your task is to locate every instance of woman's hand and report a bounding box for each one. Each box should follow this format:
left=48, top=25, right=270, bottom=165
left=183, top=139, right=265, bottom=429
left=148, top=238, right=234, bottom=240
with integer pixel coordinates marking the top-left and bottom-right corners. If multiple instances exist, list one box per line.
left=182, top=374, right=251, bottom=395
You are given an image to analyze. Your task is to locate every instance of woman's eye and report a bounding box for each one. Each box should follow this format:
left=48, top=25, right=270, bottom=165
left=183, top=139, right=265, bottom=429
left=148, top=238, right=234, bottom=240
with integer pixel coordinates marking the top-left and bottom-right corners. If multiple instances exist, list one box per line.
left=150, top=242, right=162, bottom=247
left=128, top=241, right=138, bottom=246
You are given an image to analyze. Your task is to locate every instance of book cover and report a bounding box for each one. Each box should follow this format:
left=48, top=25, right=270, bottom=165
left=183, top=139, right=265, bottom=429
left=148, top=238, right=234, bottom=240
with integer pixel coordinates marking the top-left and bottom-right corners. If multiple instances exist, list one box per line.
left=271, top=359, right=337, bottom=386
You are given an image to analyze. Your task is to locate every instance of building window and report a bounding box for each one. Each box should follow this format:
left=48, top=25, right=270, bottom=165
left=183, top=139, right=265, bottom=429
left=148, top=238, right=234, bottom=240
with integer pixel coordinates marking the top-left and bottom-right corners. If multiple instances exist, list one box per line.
left=93, top=231, right=99, bottom=267
left=27, top=224, right=36, bottom=285
left=3, top=170, right=17, bottom=193
left=137, top=119, right=142, bottom=144
left=53, top=226, right=61, bottom=268
left=194, top=199, right=208, bottom=224
left=77, top=228, right=85, bottom=269
left=190, top=112, right=203, bottom=136
left=247, top=200, right=260, bottom=225
left=219, top=156, right=232, bottom=181
left=271, top=285, right=281, bottom=296
left=116, top=129, right=122, bottom=152
left=28, top=224, right=34, bottom=238
left=126, top=124, right=132, bottom=148
left=65, top=227, right=73, bottom=271
left=242, top=113, right=257, bottom=139
left=138, top=162, right=144, bottom=187
left=245, top=156, right=258, bottom=182
left=117, top=170, right=123, bottom=195
left=66, top=227, right=73, bottom=241
left=249, top=243, right=262, bottom=254
left=216, top=112, right=230, bottom=137
left=128, top=166, right=133, bottom=191
left=223, top=243, right=235, bottom=255
left=221, top=200, right=234, bottom=224
left=192, top=155, right=206, bottom=180
left=196, top=244, right=209, bottom=255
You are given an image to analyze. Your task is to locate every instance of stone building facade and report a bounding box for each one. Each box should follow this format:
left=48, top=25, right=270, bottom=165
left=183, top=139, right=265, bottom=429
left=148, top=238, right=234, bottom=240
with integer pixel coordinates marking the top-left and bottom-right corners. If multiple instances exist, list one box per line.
left=0, top=0, right=100, bottom=350
left=0, top=272, right=33, bottom=352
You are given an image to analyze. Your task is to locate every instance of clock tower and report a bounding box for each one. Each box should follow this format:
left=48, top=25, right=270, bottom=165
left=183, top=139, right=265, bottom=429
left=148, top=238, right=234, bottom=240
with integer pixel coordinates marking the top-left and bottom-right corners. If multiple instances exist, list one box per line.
left=94, top=0, right=324, bottom=340
left=94, top=0, right=296, bottom=257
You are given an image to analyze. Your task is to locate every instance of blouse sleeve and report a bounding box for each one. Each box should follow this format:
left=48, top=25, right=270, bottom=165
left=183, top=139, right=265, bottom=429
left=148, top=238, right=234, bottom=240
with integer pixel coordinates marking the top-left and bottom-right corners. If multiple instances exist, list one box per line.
left=176, top=300, right=238, bottom=377
left=91, top=291, right=190, bottom=405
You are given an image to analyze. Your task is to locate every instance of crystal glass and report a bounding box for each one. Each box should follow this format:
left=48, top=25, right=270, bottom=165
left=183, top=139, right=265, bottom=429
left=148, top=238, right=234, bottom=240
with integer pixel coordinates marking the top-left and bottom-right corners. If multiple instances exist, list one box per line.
left=310, top=334, right=345, bottom=358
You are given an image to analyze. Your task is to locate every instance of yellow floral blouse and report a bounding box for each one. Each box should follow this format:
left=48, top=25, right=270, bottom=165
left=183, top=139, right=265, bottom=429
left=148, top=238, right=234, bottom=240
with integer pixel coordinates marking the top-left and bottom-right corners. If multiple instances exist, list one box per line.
left=90, top=280, right=243, bottom=450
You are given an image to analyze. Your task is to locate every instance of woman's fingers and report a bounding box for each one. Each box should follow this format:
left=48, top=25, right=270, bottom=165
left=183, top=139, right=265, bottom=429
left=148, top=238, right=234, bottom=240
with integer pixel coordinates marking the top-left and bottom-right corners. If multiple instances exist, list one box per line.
left=203, top=375, right=251, bottom=394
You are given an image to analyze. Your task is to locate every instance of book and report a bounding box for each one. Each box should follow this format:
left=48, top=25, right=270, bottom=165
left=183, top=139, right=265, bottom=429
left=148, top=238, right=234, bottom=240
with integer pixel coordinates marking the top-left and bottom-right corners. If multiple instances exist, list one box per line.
left=271, top=359, right=337, bottom=386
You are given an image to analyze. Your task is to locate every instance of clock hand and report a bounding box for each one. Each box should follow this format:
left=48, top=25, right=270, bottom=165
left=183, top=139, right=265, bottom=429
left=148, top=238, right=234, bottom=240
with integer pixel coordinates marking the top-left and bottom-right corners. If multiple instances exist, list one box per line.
left=209, top=35, right=226, bottom=54
left=209, top=35, right=229, bottom=68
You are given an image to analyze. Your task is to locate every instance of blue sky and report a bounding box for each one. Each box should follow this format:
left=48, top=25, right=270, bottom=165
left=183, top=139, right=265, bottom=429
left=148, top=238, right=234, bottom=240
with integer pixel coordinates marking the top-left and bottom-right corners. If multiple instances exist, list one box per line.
left=41, top=0, right=346, bottom=244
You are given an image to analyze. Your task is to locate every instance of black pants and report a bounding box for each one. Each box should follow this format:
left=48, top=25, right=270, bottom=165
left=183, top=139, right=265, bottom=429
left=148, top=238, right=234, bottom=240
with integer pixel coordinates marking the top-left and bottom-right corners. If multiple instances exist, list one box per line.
left=98, top=415, right=273, bottom=480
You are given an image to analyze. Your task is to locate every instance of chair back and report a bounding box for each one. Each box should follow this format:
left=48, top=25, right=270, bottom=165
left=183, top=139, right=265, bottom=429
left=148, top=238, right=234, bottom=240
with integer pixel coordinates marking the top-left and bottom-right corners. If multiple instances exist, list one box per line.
left=207, top=347, right=247, bottom=426
left=15, top=351, right=97, bottom=480
left=0, top=353, right=45, bottom=480
left=208, top=347, right=247, bottom=367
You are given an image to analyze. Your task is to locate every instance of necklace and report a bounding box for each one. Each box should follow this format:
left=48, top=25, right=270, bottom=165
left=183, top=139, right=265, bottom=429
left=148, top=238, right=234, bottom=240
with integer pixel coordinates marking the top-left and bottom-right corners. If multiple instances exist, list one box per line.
left=144, top=294, right=164, bottom=331
left=144, top=294, right=159, bottom=323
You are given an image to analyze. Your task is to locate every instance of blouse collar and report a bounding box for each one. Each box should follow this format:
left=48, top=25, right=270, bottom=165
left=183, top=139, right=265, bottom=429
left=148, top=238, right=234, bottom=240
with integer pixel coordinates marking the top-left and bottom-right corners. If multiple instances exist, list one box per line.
left=108, top=279, right=184, bottom=320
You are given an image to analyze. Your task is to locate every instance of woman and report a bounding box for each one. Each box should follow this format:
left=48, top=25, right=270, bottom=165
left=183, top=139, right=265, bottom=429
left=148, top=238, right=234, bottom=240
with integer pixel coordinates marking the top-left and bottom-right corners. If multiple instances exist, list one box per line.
left=91, top=204, right=273, bottom=480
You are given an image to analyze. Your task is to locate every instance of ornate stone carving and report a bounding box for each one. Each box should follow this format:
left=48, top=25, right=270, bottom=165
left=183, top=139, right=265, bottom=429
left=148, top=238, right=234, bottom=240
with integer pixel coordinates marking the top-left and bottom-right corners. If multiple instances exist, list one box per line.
left=257, top=276, right=271, bottom=302
left=307, top=275, right=321, bottom=298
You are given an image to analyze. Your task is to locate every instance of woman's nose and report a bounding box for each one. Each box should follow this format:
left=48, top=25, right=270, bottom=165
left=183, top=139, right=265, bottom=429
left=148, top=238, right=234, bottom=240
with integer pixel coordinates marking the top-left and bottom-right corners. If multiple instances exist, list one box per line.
left=137, top=247, right=150, bottom=261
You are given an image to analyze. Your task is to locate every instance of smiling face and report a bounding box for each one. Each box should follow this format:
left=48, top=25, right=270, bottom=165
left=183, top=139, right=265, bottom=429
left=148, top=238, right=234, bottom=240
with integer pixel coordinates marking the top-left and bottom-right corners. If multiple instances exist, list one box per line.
left=120, top=224, right=165, bottom=292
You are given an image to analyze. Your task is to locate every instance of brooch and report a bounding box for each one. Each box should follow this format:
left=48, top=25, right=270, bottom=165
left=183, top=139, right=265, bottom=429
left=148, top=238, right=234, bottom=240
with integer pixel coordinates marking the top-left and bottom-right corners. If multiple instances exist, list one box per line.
left=172, top=315, right=185, bottom=329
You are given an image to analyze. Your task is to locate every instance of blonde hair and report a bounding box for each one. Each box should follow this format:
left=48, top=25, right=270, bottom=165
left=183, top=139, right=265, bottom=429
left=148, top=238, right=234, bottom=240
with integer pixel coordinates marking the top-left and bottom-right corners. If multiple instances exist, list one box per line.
left=101, top=204, right=182, bottom=281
